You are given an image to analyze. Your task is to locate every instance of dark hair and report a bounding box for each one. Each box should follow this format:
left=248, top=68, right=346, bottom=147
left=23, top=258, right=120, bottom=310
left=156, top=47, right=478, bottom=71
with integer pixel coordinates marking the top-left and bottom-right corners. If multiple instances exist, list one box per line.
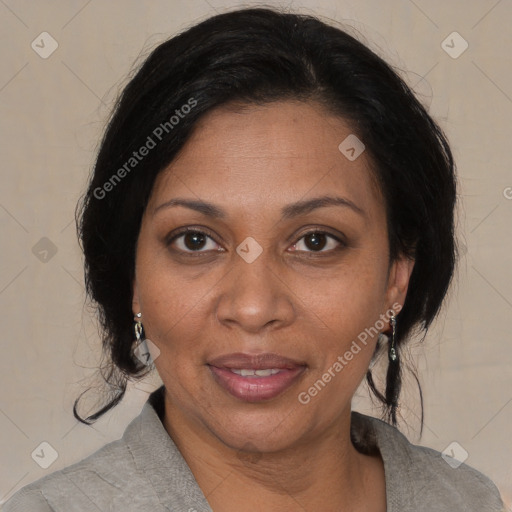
left=75, top=7, right=457, bottom=430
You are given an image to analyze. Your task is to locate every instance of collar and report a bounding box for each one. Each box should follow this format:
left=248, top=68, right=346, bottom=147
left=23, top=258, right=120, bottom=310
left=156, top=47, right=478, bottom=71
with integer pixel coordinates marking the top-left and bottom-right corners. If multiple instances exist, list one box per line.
left=123, top=385, right=413, bottom=511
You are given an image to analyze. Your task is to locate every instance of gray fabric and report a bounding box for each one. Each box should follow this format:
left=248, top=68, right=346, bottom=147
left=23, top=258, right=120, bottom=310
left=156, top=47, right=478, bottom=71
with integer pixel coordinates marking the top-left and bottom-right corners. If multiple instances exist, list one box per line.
left=2, top=386, right=505, bottom=511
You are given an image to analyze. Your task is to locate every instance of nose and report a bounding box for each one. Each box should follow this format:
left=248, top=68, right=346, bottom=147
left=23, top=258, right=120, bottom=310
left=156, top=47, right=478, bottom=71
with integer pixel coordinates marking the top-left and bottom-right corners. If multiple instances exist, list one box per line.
left=215, top=250, right=296, bottom=334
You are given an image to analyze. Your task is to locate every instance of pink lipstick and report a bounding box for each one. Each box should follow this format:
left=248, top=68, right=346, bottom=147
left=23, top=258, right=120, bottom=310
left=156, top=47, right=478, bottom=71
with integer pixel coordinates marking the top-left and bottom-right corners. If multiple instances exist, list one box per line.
left=208, top=353, right=306, bottom=402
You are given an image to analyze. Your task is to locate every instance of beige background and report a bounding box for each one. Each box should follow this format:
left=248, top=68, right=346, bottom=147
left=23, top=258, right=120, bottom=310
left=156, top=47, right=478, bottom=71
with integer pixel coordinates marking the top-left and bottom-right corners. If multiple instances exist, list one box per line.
left=1, top=0, right=511, bottom=507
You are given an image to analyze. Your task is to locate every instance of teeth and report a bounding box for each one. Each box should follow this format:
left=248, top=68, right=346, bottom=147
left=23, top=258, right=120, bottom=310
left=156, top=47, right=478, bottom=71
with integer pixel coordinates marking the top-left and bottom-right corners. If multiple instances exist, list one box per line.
left=230, top=368, right=281, bottom=377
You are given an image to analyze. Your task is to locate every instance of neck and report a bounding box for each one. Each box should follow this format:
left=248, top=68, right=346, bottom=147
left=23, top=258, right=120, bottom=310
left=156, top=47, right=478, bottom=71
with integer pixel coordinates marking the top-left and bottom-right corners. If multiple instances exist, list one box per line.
left=162, top=393, right=382, bottom=511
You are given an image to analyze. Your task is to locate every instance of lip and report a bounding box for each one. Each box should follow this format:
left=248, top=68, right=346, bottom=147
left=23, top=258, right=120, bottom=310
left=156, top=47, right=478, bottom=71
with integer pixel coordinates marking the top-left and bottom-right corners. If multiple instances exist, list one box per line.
left=208, top=352, right=307, bottom=402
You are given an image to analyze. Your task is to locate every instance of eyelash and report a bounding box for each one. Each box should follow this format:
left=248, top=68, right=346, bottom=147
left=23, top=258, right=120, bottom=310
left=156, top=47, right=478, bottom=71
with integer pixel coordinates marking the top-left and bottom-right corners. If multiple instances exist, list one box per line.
left=166, top=227, right=345, bottom=256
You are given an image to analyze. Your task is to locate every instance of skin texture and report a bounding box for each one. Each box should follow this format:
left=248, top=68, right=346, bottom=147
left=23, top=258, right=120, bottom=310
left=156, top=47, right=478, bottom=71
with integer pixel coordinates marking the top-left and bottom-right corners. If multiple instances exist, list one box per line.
left=132, top=100, right=415, bottom=511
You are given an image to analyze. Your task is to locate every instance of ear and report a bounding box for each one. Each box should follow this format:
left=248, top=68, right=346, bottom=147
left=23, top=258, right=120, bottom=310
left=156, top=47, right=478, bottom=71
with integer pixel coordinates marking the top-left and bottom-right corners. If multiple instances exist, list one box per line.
left=385, top=254, right=415, bottom=313
left=132, top=279, right=141, bottom=316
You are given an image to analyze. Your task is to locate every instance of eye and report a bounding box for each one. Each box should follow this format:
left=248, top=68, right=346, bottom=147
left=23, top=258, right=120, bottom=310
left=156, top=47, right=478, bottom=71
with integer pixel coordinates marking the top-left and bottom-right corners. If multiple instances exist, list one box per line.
left=289, top=230, right=344, bottom=253
left=167, top=228, right=223, bottom=254
left=167, top=227, right=344, bottom=256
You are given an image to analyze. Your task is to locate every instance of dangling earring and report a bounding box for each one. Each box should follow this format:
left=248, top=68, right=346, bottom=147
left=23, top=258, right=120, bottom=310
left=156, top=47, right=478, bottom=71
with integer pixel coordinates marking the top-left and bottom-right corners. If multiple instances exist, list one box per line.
left=388, top=313, right=397, bottom=363
left=133, top=313, right=153, bottom=366
left=386, top=312, right=401, bottom=425
left=134, top=312, right=143, bottom=343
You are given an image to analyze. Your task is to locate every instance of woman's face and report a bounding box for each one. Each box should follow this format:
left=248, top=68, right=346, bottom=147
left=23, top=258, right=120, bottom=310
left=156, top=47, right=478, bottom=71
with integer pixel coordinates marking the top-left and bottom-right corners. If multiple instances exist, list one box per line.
left=132, top=100, right=413, bottom=453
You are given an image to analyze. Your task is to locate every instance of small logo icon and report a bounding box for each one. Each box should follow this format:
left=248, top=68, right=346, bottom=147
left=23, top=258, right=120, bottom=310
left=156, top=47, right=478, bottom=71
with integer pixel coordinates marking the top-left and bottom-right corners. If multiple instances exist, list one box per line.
left=31, top=32, right=59, bottom=59
left=236, top=237, right=263, bottom=263
left=441, top=32, right=468, bottom=59
left=32, top=237, right=58, bottom=263
left=442, top=441, right=469, bottom=468
left=134, top=338, right=160, bottom=365
left=503, top=187, right=512, bottom=200
left=338, top=134, right=365, bottom=161
left=31, top=441, right=58, bottom=469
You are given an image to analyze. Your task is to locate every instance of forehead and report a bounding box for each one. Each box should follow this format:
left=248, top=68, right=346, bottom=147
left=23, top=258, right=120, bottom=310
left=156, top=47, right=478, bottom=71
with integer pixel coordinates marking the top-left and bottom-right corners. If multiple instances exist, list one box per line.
left=149, top=100, right=384, bottom=218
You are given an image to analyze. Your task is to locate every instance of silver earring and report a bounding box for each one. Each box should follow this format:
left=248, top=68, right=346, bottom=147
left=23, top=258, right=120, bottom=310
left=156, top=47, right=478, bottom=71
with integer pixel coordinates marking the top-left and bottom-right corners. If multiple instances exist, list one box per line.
left=388, top=313, right=397, bottom=362
left=133, top=313, right=153, bottom=366
left=134, top=313, right=143, bottom=343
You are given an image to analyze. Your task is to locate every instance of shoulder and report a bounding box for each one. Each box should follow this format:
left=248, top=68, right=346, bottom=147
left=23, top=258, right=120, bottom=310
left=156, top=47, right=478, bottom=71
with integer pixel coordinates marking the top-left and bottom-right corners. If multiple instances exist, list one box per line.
left=351, top=411, right=505, bottom=512
left=3, top=387, right=210, bottom=512
left=2, top=401, right=166, bottom=512
left=1, top=488, right=54, bottom=512
left=2, top=435, right=142, bottom=512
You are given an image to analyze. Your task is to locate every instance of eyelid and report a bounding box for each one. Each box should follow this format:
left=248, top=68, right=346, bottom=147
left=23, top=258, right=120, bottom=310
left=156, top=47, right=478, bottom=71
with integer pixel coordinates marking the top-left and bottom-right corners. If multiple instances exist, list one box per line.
left=166, top=226, right=215, bottom=242
left=166, top=226, right=223, bottom=251
left=289, top=228, right=346, bottom=252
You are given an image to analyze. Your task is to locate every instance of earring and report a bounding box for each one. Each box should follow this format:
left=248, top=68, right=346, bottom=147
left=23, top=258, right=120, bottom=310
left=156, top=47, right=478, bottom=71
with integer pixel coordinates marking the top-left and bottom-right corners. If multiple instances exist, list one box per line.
left=388, top=313, right=397, bottom=363
left=133, top=313, right=153, bottom=366
left=386, top=312, right=401, bottom=425
left=134, top=312, right=143, bottom=342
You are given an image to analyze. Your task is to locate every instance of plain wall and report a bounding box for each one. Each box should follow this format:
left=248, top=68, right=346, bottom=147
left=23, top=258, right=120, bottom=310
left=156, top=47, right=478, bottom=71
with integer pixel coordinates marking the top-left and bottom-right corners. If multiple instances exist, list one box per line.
left=1, top=0, right=511, bottom=507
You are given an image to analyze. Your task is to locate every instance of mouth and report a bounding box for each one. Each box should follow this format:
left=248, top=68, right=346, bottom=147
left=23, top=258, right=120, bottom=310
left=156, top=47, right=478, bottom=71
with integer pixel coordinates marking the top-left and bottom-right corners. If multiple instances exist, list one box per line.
left=207, top=353, right=307, bottom=402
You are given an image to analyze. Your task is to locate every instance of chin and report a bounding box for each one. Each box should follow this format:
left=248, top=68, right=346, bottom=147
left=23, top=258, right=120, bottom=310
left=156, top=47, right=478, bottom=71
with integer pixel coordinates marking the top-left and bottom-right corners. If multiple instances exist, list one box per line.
left=204, top=404, right=309, bottom=454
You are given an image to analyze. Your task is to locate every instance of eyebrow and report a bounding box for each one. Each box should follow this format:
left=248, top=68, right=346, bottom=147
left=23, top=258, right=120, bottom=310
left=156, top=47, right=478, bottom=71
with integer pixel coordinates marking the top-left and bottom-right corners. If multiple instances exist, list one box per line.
left=153, top=195, right=365, bottom=219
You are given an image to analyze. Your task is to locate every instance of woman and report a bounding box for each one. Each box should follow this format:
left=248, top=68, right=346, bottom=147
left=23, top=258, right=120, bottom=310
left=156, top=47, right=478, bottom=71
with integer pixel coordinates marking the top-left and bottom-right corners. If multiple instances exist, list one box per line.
left=4, top=7, right=505, bottom=511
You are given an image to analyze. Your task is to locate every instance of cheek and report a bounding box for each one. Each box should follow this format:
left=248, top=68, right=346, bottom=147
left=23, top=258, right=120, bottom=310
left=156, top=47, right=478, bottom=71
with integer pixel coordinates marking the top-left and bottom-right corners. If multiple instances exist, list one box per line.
left=294, top=266, right=386, bottom=412
left=298, top=255, right=388, bottom=332
left=139, top=280, right=207, bottom=353
left=133, top=246, right=206, bottom=357
left=291, top=257, right=389, bottom=400
left=138, top=273, right=209, bottom=400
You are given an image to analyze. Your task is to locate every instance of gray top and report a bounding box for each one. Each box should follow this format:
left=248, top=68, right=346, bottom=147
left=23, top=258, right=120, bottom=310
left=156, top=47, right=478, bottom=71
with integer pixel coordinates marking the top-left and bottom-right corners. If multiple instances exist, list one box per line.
left=3, top=386, right=505, bottom=511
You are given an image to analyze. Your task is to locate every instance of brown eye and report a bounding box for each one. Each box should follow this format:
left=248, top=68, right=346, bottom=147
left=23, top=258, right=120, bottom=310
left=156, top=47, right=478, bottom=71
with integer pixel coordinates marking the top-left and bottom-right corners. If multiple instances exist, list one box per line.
left=304, top=232, right=327, bottom=251
left=168, top=229, right=222, bottom=253
left=290, top=231, right=343, bottom=253
left=183, top=231, right=207, bottom=251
